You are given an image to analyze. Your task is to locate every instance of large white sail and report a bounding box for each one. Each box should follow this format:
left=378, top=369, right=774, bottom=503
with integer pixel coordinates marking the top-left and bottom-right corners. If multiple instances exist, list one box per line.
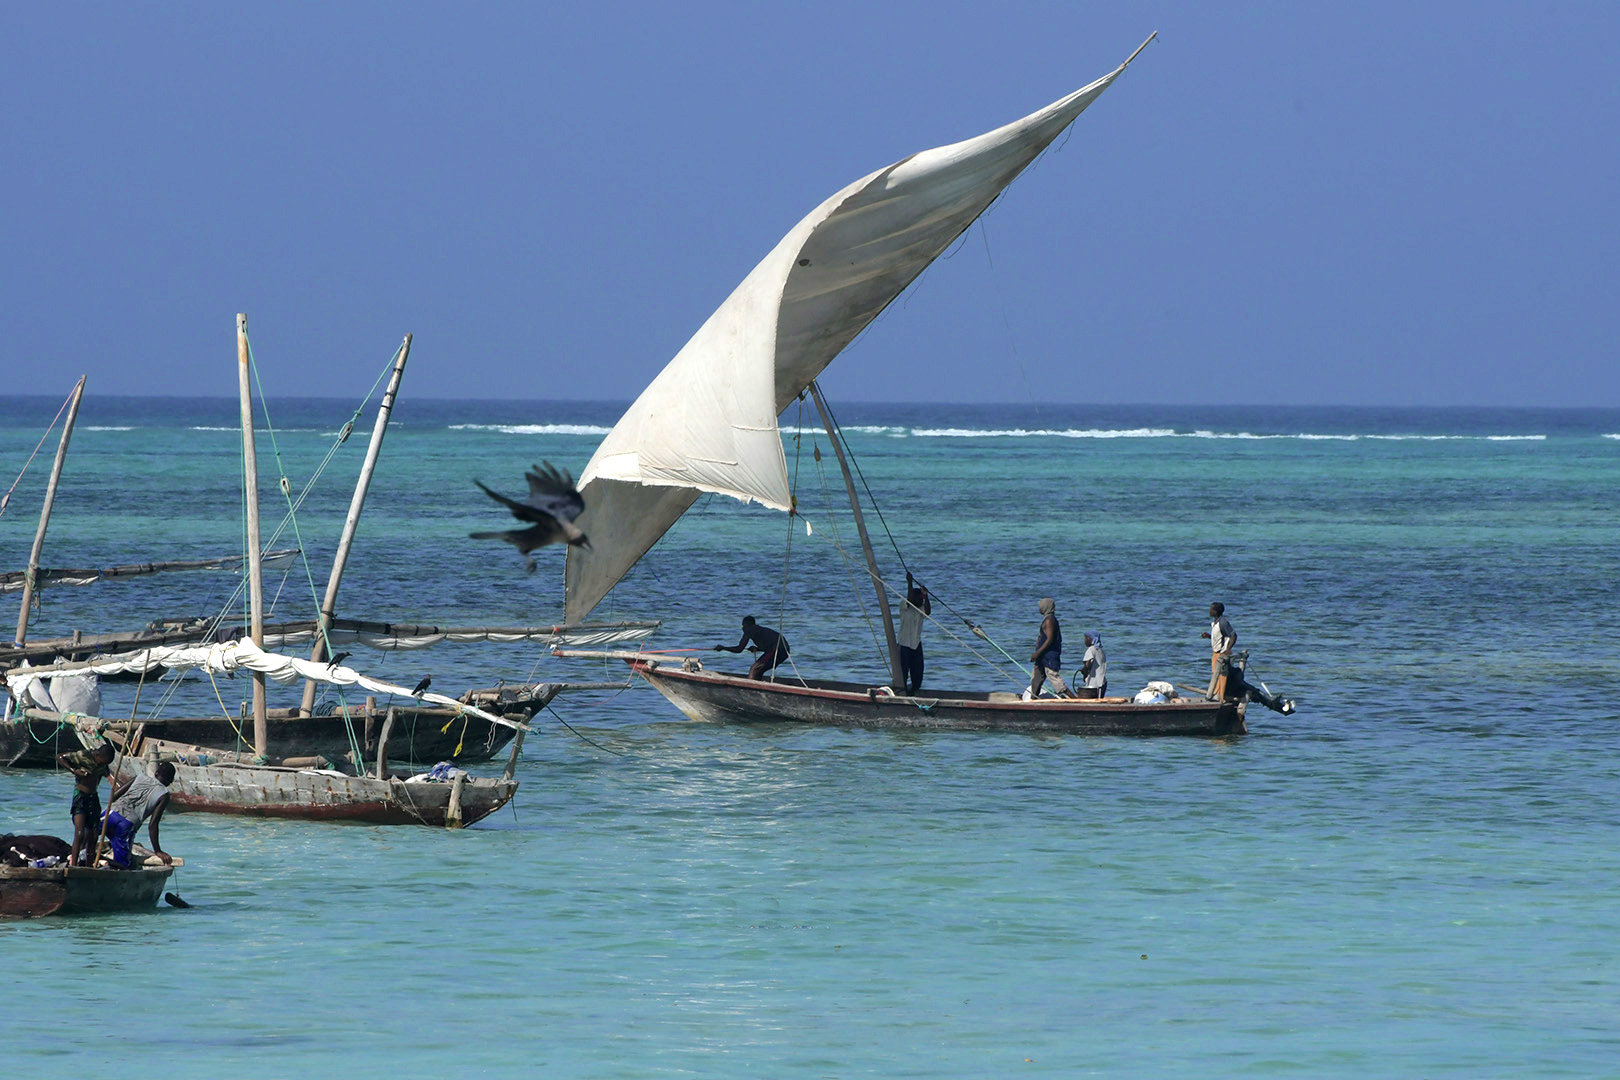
left=566, top=39, right=1150, bottom=622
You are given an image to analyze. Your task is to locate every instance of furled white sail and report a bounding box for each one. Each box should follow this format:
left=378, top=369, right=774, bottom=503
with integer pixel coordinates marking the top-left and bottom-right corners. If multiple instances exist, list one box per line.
left=5, top=640, right=531, bottom=733
left=566, top=38, right=1151, bottom=622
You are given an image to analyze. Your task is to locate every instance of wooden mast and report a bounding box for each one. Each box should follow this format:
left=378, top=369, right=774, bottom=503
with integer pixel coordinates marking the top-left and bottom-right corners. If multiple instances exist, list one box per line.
left=299, top=333, right=412, bottom=716
left=236, top=314, right=268, bottom=759
left=808, top=380, right=903, bottom=690
left=13, top=376, right=86, bottom=647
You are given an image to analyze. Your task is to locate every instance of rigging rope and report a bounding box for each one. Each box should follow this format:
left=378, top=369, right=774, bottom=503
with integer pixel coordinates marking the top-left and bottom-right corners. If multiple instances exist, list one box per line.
left=772, top=397, right=808, bottom=685
left=0, top=383, right=76, bottom=521
left=812, top=393, right=1027, bottom=677
left=544, top=700, right=624, bottom=757
left=811, top=434, right=888, bottom=669
left=141, top=343, right=399, bottom=752
left=790, top=517, right=1027, bottom=689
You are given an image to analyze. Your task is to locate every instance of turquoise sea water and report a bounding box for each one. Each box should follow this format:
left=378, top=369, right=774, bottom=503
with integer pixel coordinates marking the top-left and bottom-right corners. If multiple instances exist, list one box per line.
left=2, top=396, right=1617, bottom=1077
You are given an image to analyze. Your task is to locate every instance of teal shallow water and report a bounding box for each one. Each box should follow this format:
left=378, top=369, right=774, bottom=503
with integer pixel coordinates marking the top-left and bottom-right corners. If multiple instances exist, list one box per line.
left=2, top=398, right=1618, bottom=1077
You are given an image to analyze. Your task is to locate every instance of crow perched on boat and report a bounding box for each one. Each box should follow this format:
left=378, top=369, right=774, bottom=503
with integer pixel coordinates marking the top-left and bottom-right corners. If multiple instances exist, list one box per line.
left=410, top=675, right=432, bottom=697
left=325, top=651, right=351, bottom=670
left=470, top=462, right=589, bottom=573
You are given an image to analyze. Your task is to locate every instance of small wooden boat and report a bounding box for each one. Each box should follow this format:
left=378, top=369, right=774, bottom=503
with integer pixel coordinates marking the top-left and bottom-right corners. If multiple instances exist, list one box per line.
left=109, top=754, right=518, bottom=827
left=0, top=856, right=179, bottom=920
left=101, top=711, right=526, bottom=828
left=569, top=652, right=1245, bottom=736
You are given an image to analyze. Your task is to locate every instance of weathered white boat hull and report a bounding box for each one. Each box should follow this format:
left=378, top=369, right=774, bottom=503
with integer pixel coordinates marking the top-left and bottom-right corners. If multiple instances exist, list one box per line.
left=112, top=758, right=516, bottom=827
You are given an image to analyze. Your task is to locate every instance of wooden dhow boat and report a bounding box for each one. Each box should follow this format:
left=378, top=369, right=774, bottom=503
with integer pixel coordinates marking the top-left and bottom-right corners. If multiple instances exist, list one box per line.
left=566, top=651, right=1244, bottom=736
left=556, top=36, right=1287, bottom=735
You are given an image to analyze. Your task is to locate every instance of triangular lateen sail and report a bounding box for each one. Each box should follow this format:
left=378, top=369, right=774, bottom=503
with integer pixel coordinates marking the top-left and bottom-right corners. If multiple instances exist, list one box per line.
left=566, top=40, right=1150, bottom=622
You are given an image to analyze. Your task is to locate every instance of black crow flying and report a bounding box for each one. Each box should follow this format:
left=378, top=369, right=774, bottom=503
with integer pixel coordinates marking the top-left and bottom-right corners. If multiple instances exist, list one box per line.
left=470, top=462, right=589, bottom=572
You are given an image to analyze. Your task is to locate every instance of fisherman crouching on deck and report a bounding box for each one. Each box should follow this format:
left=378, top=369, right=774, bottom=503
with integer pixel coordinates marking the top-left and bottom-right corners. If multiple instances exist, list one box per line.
left=56, top=742, right=114, bottom=866
left=102, top=762, right=175, bottom=867
left=1023, top=597, right=1074, bottom=700
left=715, top=616, right=791, bottom=680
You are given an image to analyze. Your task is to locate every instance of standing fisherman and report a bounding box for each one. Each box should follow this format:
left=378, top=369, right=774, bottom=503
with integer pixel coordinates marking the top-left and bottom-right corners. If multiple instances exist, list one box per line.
left=55, top=742, right=114, bottom=866
left=897, top=572, right=931, bottom=694
left=1024, top=597, right=1073, bottom=700
left=1202, top=601, right=1236, bottom=699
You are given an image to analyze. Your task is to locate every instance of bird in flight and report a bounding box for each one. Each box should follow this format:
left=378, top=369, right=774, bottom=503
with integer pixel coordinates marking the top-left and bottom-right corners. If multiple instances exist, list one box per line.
left=410, top=675, right=432, bottom=697
left=470, top=462, right=589, bottom=572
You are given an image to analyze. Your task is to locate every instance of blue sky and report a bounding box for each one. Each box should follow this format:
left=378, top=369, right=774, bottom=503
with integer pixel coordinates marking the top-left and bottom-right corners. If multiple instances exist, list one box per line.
left=3, top=2, right=1616, bottom=406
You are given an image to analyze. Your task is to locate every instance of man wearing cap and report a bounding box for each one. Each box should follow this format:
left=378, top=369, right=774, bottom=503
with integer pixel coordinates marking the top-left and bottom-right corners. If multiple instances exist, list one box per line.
left=1024, top=597, right=1073, bottom=700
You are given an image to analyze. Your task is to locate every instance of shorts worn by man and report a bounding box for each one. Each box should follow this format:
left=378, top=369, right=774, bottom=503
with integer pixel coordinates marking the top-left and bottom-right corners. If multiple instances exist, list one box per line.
left=103, top=762, right=175, bottom=868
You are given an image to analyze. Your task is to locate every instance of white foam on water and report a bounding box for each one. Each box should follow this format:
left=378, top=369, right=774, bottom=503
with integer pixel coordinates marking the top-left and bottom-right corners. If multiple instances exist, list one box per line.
left=84, top=425, right=134, bottom=431
left=910, top=427, right=1183, bottom=439
left=449, top=423, right=612, bottom=436
left=891, top=427, right=1553, bottom=442
left=1604, top=433, right=1620, bottom=440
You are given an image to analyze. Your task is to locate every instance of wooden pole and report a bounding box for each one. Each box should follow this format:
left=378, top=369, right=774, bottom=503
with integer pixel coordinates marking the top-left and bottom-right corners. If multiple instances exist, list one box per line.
left=300, top=334, right=412, bottom=715
left=236, top=314, right=268, bottom=760
left=374, top=706, right=396, bottom=779
left=501, top=728, right=525, bottom=784
left=808, top=381, right=903, bottom=690
left=14, top=376, right=86, bottom=646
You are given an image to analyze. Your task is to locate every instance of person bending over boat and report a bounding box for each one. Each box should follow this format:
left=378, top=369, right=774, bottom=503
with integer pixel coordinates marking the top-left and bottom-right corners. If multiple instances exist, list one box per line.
left=715, top=616, right=791, bottom=680
left=1024, top=598, right=1073, bottom=700
left=898, top=572, right=931, bottom=693
left=57, top=742, right=115, bottom=867
left=1202, top=601, right=1236, bottom=699
left=102, top=762, right=175, bottom=868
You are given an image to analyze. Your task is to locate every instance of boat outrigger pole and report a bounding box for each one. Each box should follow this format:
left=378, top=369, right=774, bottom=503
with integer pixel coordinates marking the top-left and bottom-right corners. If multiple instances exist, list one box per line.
left=13, top=375, right=86, bottom=647
left=236, top=314, right=269, bottom=760
left=299, top=333, right=411, bottom=717
left=808, top=381, right=903, bottom=690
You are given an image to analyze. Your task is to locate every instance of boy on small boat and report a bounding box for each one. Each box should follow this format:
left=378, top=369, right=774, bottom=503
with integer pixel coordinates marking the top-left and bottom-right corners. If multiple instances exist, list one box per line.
left=55, top=742, right=115, bottom=866
left=103, top=761, right=175, bottom=868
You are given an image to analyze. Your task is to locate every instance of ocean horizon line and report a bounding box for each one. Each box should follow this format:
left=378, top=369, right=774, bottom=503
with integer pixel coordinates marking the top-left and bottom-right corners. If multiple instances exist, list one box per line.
left=4, top=393, right=1620, bottom=413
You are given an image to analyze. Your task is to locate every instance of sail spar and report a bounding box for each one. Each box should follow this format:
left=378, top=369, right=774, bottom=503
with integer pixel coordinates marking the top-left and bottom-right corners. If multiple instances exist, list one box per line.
left=565, top=37, right=1152, bottom=622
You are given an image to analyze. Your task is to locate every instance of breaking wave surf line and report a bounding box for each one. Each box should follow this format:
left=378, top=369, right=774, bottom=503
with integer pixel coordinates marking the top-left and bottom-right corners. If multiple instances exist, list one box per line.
left=904, top=428, right=1549, bottom=441
left=449, top=423, right=613, bottom=436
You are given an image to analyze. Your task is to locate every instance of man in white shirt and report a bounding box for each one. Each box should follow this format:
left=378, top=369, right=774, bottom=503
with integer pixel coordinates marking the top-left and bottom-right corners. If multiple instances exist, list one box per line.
left=1080, top=632, right=1107, bottom=696
left=897, top=572, right=930, bottom=694
left=1202, top=601, right=1236, bottom=699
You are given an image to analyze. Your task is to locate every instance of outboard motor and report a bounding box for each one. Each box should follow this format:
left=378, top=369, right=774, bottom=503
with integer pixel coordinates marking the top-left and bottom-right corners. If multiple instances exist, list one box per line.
left=1225, top=651, right=1295, bottom=715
